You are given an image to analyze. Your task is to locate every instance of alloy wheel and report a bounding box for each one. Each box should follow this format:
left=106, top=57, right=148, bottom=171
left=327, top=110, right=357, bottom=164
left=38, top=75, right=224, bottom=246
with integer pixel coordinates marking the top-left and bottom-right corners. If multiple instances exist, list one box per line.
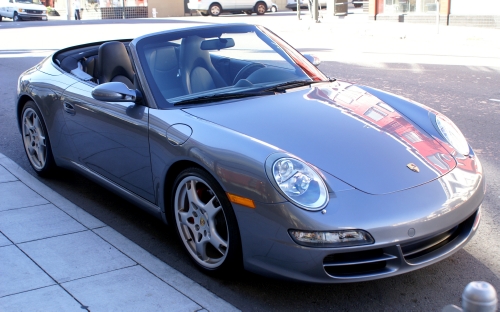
left=174, top=175, right=229, bottom=269
left=22, top=107, right=47, bottom=170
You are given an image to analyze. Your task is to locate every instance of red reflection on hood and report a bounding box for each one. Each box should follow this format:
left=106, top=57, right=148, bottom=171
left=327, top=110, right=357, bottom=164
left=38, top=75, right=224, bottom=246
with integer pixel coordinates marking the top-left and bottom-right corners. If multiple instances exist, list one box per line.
left=305, top=83, right=456, bottom=175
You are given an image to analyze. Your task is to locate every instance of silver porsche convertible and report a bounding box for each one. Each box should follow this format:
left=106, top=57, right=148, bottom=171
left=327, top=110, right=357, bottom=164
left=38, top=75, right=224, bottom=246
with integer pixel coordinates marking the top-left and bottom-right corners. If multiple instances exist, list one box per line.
left=16, top=24, right=484, bottom=283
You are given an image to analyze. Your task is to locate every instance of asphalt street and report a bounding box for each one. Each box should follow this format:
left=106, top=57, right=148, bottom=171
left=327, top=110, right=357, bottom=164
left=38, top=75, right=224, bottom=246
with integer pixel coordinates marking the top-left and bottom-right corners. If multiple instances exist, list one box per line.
left=0, top=9, right=499, bottom=311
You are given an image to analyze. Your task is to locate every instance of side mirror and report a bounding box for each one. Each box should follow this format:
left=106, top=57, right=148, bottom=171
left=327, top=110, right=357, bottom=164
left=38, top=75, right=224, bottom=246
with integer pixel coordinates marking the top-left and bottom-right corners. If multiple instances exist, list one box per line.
left=303, top=54, right=321, bottom=67
left=91, top=82, right=142, bottom=102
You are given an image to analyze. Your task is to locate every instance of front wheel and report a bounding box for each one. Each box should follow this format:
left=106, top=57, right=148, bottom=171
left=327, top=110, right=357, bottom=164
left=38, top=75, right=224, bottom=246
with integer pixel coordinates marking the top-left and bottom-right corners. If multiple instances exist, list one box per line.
left=209, top=3, right=221, bottom=16
left=13, top=12, right=20, bottom=21
left=255, top=2, right=266, bottom=15
left=21, top=101, right=57, bottom=176
left=271, top=6, right=277, bottom=12
left=171, top=168, right=242, bottom=274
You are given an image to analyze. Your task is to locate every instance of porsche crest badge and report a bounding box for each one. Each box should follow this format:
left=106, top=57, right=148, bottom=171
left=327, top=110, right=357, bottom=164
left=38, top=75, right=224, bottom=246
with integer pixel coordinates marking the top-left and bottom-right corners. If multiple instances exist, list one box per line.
left=407, top=163, right=420, bottom=173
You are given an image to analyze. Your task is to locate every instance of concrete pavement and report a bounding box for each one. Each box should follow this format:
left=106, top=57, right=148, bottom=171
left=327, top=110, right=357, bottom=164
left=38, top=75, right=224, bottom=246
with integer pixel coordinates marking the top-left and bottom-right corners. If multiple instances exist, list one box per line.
left=0, top=152, right=238, bottom=312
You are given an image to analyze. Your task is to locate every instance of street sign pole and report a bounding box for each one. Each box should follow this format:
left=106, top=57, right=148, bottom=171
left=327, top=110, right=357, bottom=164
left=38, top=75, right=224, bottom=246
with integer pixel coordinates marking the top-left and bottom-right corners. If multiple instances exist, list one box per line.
left=297, top=0, right=301, bottom=20
left=313, top=0, right=319, bottom=22
left=436, top=0, right=440, bottom=34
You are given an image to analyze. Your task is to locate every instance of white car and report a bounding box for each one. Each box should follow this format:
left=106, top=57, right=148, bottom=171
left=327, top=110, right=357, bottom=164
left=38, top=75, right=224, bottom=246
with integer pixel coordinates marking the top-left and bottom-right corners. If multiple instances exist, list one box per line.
left=188, top=0, right=273, bottom=16
left=0, top=0, right=47, bottom=21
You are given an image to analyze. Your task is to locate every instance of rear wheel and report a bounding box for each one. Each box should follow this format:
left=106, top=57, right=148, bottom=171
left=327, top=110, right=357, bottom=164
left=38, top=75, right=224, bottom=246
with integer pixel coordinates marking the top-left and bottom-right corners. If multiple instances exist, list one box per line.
left=171, top=168, right=242, bottom=274
left=200, top=11, right=209, bottom=16
left=209, top=3, right=221, bottom=16
left=271, top=5, right=277, bottom=12
left=255, top=2, right=266, bottom=15
left=21, top=101, right=56, bottom=176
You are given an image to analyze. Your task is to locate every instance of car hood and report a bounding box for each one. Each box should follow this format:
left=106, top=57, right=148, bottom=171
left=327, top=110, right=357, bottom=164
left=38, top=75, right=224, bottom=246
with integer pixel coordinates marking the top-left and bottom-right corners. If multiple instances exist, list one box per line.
left=16, top=3, right=46, bottom=9
left=183, top=81, right=456, bottom=194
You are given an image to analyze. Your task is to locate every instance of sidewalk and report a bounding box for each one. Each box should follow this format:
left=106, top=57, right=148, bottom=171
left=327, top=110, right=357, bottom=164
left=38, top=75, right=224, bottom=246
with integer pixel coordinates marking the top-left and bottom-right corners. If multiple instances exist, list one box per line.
left=0, top=152, right=238, bottom=311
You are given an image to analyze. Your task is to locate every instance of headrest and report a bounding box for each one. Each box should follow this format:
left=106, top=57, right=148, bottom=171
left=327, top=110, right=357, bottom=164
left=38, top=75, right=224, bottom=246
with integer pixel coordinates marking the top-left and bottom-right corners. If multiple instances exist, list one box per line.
left=154, top=46, right=178, bottom=72
left=98, top=41, right=135, bottom=85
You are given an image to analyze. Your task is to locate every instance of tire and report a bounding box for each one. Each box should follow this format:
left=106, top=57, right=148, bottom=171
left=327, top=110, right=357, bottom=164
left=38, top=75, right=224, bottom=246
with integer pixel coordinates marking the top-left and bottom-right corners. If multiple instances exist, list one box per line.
left=200, top=11, right=209, bottom=16
left=13, top=12, right=21, bottom=21
left=271, top=6, right=277, bottom=12
left=255, top=2, right=266, bottom=15
left=209, top=3, right=221, bottom=16
left=21, top=101, right=57, bottom=176
left=171, top=168, right=242, bottom=274
left=0, top=15, right=3, bottom=22
left=244, top=10, right=252, bottom=15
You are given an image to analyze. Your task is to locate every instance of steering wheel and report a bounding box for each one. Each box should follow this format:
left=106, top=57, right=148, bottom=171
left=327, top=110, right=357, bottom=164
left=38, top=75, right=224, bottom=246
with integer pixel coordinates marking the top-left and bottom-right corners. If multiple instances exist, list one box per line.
left=232, top=63, right=266, bottom=85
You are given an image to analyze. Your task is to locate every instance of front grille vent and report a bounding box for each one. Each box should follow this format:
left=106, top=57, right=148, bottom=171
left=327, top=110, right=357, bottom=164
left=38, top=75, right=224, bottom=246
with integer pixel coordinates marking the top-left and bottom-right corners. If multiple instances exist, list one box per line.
left=323, top=249, right=397, bottom=278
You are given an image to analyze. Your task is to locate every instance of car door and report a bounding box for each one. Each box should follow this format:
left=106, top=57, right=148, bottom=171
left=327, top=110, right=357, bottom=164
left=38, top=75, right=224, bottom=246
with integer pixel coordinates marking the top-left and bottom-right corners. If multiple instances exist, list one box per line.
left=5, top=0, right=14, bottom=17
left=233, top=0, right=251, bottom=10
left=60, top=81, right=155, bottom=203
left=219, top=0, right=236, bottom=10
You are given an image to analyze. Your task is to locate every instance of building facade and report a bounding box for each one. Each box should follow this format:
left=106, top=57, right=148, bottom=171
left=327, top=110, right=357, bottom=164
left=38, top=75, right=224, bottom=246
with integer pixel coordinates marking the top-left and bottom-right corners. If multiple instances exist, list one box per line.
left=368, top=0, right=500, bottom=28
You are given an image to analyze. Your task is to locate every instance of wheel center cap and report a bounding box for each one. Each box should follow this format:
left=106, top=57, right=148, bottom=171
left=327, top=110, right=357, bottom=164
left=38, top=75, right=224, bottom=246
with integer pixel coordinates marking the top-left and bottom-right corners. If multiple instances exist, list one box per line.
left=200, top=218, right=206, bottom=226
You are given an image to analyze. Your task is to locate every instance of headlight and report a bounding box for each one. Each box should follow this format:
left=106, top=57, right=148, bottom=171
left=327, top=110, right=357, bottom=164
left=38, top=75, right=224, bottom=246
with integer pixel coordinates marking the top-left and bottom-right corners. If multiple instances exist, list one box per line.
left=269, top=157, right=328, bottom=210
left=433, top=114, right=469, bottom=156
left=18, top=8, right=24, bottom=12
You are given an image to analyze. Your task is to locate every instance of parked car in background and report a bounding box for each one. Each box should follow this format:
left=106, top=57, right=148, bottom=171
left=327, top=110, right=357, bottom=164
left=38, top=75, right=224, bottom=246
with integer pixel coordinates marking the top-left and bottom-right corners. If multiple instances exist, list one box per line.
left=16, top=23, right=484, bottom=283
left=0, top=0, right=47, bottom=21
left=188, top=0, right=273, bottom=16
left=286, top=0, right=326, bottom=10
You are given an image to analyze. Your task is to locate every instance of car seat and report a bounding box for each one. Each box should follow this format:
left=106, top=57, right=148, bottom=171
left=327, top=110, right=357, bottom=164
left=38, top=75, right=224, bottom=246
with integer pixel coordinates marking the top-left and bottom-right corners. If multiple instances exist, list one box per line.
left=179, top=36, right=227, bottom=94
left=97, top=41, right=135, bottom=89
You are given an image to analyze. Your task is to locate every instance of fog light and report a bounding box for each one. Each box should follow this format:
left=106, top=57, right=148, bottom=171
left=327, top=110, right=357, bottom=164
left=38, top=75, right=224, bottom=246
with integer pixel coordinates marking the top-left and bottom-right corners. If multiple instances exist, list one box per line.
left=289, top=229, right=374, bottom=248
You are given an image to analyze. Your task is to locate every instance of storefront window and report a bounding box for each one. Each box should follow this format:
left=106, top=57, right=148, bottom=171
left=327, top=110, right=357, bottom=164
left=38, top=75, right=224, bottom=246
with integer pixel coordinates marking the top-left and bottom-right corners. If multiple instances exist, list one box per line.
left=99, top=0, right=147, bottom=7
left=384, top=0, right=438, bottom=13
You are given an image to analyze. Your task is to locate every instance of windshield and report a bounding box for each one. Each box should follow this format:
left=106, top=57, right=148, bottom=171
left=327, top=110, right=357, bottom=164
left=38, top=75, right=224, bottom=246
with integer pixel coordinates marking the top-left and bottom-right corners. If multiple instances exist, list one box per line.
left=135, top=25, right=328, bottom=108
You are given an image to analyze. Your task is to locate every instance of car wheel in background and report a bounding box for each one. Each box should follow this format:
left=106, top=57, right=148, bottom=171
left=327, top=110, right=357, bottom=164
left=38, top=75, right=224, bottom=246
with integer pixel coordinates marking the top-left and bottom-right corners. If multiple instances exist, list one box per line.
left=209, top=3, right=222, bottom=16
left=255, top=2, right=267, bottom=15
left=172, top=168, right=242, bottom=274
left=271, top=5, right=277, bottom=12
left=244, top=10, right=253, bottom=15
left=200, top=11, right=209, bottom=16
left=21, top=101, right=57, bottom=176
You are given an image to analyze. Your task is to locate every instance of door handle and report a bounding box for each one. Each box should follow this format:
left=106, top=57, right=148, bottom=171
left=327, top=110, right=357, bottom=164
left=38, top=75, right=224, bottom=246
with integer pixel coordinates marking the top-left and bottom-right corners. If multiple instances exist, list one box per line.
left=63, top=102, right=76, bottom=115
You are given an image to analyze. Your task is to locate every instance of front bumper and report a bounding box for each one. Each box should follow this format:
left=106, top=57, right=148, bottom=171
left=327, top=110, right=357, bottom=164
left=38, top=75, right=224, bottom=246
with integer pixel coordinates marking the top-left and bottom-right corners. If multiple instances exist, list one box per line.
left=18, top=13, right=47, bottom=20
left=234, top=162, right=485, bottom=283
